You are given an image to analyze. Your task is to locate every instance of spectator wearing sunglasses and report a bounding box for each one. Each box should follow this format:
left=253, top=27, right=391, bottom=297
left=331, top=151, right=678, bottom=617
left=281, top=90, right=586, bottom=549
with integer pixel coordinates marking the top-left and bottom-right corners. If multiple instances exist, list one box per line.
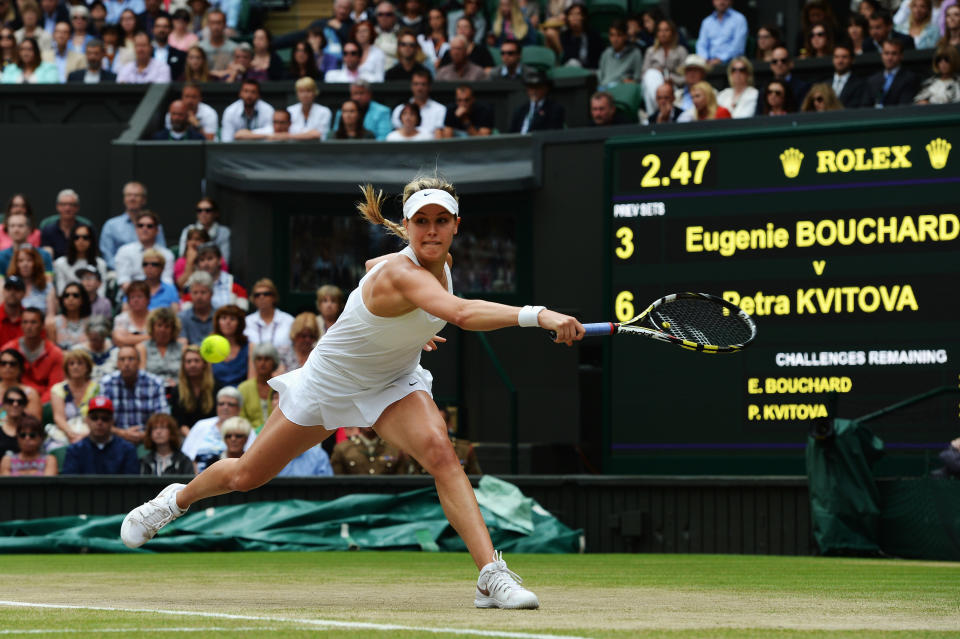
left=61, top=396, right=139, bottom=474
left=0, top=386, right=30, bottom=458
left=99, top=182, right=168, bottom=271
left=914, top=45, right=960, bottom=104
left=0, top=349, right=41, bottom=419
left=45, top=282, right=91, bottom=350
left=0, top=414, right=56, bottom=476
left=716, top=56, right=758, bottom=118
left=177, top=197, right=230, bottom=267
left=114, top=211, right=175, bottom=294
left=488, top=38, right=527, bottom=80
left=53, top=224, right=107, bottom=298
left=755, top=46, right=809, bottom=115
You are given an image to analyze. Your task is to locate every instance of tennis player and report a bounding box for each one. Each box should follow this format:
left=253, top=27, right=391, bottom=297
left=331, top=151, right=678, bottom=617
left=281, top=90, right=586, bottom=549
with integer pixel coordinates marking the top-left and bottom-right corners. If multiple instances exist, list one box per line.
left=121, top=175, right=584, bottom=609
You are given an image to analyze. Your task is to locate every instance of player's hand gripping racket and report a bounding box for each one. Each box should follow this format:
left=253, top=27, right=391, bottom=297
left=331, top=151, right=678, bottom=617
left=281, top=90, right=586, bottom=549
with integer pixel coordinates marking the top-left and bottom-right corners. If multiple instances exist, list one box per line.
left=552, top=292, right=757, bottom=353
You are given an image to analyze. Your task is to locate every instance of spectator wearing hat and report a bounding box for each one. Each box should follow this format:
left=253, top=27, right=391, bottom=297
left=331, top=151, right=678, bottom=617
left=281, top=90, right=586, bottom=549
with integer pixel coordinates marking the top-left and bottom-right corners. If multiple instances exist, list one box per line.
left=696, top=0, right=748, bottom=66
left=99, top=345, right=169, bottom=445
left=509, top=67, right=565, bottom=133
left=61, top=396, right=139, bottom=475
left=675, top=53, right=708, bottom=112
left=0, top=275, right=25, bottom=347
left=597, top=19, right=644, bottom=88
left=67, top=5, right=94, bottom=54
left=2, top=307, right=63, bottom=403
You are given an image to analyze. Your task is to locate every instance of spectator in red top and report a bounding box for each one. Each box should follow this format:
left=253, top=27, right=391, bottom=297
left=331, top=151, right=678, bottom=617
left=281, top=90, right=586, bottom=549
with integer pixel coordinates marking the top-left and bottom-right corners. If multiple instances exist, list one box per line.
left=1, top=307, right=64, bottom=402
left=0, top=275, right=26, bottom=347
left=0, top=194, right=42, bottom=251
left=678, top=81, right=731, bottom=121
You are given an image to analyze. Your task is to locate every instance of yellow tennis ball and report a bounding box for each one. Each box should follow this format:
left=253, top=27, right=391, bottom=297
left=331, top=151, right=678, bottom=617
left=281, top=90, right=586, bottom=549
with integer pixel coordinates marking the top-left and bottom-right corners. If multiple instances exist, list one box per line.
left=662, top=321, right=671, bottom=329
left=200, top=334, right=230, bottom=364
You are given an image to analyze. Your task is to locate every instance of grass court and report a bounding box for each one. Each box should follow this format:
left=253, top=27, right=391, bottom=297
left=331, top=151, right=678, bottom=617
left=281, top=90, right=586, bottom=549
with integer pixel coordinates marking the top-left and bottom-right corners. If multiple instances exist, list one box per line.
left=1, top=551, right=959, bottom=638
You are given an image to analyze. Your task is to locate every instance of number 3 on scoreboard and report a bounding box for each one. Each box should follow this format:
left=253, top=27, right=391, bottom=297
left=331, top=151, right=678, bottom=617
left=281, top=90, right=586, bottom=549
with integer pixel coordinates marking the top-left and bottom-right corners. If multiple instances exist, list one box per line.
left=615, top=226, right=634, bottom=259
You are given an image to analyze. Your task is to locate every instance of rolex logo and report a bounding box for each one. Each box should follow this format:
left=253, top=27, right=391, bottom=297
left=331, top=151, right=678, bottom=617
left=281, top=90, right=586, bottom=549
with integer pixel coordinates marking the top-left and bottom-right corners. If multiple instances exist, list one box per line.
left=925, top=137, right=951, bottom=170
left=779, top=147, right=804, bottom=178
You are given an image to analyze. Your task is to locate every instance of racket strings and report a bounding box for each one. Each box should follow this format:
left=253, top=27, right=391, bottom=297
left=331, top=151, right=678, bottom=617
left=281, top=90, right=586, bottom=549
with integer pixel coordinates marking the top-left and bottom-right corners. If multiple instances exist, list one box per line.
left=649, top=299, right=754, bottom=347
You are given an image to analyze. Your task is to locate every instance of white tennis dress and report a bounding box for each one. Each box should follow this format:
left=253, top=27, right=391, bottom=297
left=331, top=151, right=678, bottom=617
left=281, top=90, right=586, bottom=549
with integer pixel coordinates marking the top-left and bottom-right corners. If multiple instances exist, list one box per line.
left=269, top=245, right=452, bottom=428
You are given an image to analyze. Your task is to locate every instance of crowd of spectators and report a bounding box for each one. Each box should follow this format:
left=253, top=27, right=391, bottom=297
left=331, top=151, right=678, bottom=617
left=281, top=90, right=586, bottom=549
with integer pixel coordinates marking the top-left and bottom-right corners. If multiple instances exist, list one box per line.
left=4, top=0, right=957, bottom=137
left=0, top=183, right=478, bottom=478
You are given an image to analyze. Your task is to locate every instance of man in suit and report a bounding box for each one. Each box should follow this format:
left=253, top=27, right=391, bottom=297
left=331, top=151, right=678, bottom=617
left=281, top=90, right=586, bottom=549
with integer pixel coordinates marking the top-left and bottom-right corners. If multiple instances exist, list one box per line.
left=755, top=45, right=809, bottom=115
left=867, top=38, right=920, bottom=107
left=151, top=14, right=184, bottom=80
left=824, top=42, right=868, bottom=108
left=510, top=68, right=565, bottom=133
left=42, top=21, right=85, bottom=82
left=868, top=9, right=915, bottom=52
left=67, top=39, right=117, bottom=83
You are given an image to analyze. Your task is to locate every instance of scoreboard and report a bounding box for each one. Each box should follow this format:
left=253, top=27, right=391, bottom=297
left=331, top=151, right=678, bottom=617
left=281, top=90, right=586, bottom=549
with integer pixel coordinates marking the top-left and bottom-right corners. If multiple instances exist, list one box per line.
left=603, top=113, right=960, bottom=474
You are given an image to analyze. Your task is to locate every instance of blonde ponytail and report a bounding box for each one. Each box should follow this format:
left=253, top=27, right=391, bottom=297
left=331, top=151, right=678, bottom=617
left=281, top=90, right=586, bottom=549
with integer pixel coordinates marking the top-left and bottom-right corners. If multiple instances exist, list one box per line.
left=356, top=184, right=407, bottom=241
left=356, top=174, right=459, bottom=242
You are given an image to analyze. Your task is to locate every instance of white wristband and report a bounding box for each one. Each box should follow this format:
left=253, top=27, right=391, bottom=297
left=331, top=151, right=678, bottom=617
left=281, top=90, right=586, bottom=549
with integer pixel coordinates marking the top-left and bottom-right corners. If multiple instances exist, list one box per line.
left=518, top=305, right=546, bottom=328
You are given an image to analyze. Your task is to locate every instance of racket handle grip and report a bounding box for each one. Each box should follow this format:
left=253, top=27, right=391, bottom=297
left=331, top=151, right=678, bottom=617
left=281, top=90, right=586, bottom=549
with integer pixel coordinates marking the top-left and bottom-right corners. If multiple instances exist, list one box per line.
left=546, top=323, right=617, bottom=340
left=583, top=322, right=618, bottom=337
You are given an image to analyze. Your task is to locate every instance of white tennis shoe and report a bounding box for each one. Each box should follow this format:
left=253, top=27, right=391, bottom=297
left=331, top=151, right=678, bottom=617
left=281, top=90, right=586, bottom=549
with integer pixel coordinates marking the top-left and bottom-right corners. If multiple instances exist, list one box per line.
left=474, top=551, right=540, bottom=609
left=120, top=483, right=188, bottom=549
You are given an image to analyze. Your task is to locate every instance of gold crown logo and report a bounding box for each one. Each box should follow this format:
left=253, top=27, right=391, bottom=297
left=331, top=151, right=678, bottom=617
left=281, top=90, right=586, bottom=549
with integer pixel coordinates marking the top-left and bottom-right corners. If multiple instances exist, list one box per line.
left=779, top=148, right=804, bottom=178
left=926, top=137, right=951, bottom=170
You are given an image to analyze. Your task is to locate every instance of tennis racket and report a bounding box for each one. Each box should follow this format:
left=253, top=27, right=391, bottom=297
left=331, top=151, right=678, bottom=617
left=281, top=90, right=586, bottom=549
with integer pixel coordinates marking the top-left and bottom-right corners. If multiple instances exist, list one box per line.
left=554, top=292, right=757, bottom=353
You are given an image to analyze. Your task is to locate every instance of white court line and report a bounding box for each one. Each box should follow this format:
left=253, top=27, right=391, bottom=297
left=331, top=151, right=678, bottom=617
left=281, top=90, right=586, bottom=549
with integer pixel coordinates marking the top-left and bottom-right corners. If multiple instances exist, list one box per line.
left=0, top=601, right=592, bottom=639
left=0, top=628, right=310, bottom=635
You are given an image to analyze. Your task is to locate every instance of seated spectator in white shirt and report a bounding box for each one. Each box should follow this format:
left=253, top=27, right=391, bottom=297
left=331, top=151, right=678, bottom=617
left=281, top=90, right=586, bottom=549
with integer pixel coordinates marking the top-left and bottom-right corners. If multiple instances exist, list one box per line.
left=117, top=30, right=172, bottom=83
left=352, top=19, right=386, bottom=82
left=220, top=78, right=275, bottom=142
left=114, top=211, right=175, bottom=293
left=243, top=278, right=294, bottom=348
left=165, top=83, right=218, bottom=140
left=390, top=68, right=446, bottom=135
left=287, top=76, right=332, bottom=139
left=234, top=108, right=322, bottom=141
left=180, top=387, right=255, bottom=472
left=324, top=40, right=366, bottom=83
left=386, top=102, right=435, bottom=140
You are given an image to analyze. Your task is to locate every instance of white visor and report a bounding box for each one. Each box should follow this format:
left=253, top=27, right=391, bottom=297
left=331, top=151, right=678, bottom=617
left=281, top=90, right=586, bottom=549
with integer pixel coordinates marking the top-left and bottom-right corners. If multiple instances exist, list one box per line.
left=402, top=189, right=459, bottom=219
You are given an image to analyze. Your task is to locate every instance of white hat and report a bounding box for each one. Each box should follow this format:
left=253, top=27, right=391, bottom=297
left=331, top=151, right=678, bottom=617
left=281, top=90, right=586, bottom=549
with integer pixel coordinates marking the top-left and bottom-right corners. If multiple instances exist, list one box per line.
left=402, top=189, right=459, bottom=219
left=680, top=54, right=709, bottom=72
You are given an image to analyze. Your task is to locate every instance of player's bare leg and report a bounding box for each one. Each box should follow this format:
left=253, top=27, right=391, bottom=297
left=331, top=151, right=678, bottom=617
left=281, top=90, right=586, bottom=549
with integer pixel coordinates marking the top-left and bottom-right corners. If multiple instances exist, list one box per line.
left=121, top=410, right=333, bottom=548
left=374, top=391, right=539, bottom=609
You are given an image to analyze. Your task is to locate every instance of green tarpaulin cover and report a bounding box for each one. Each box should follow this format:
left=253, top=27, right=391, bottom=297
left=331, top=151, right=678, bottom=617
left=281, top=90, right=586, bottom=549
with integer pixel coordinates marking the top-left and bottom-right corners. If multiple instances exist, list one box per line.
left=0, top=476, right=583, bottom=554
left=806, top=419, right=884, bottom=555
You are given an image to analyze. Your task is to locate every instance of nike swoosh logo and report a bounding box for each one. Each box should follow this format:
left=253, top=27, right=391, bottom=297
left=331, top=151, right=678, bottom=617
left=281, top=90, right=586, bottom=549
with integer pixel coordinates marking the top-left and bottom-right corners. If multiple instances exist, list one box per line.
left=478, top=587, right=490, bottom=596
left=409, top=381, right=417, bottom=386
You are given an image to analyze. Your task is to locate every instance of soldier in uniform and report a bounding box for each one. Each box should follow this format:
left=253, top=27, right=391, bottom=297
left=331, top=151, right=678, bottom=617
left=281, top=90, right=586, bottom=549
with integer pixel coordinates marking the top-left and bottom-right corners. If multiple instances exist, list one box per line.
left=330, top=427, right=406, bottom=474
left=408, top=405, right=482, bottom=475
